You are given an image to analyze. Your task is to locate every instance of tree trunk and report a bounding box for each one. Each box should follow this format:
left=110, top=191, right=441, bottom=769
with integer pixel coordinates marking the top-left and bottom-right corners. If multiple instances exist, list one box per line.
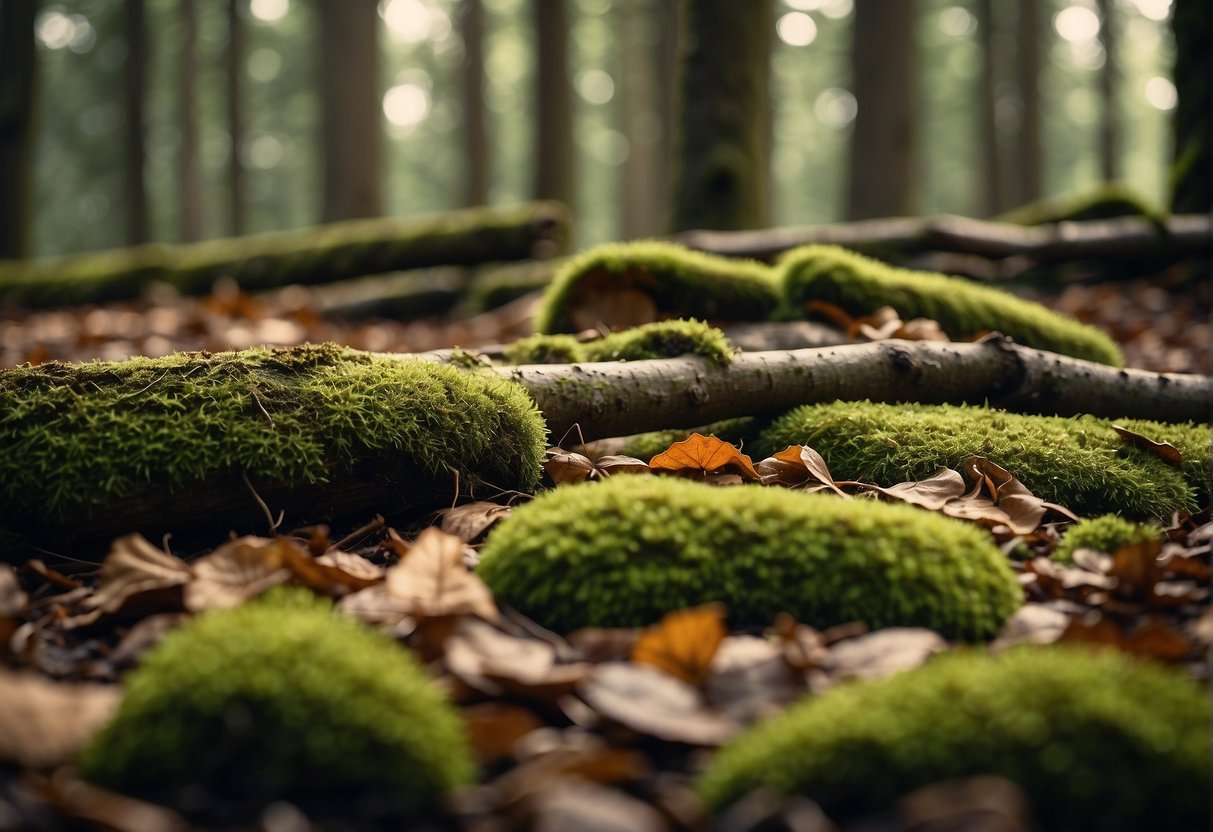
left=975, top=0, right=1004, bottom=216
left=1170, top=0, right=1210, bottom=214
left=178, top=0, right=205, bottom=242
left=1012, top=0, right=1043, bottom=206
left=847, top=0, right=917, bottom=221
left=1096, top=0, right=1119, bottom=182
left=227, top=0, right=247, bottom=235
left=531, top=0, right=574, bottom=208
left=460, top=0, right=490, bottom=207
left=616, top=0, right=662, bottom=239
left=319, top=0, right=384, bottom=222
left=656, top=0, right=681, bottom=228
left=667, top=0, right=773, bottom=232
left=0, top=0, right=36, bottom=259
left=492, top=340, right=1212, bottom=442
left=123, top=0, right=150, bottom=246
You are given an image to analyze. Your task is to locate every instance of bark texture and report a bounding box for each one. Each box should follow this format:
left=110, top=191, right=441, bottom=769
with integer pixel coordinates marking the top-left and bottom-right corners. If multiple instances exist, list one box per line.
left=667, top=0, right=772, bottom=232
left=0, top=0, right=36, bottom=259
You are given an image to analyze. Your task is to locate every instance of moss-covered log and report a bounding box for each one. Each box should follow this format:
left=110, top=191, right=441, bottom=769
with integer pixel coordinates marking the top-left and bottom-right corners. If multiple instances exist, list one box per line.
left=0, top=345, right=545, bottom=553
left=502, top=319, right=734, bottom=365
left=0, top=202, right=570, bottom=309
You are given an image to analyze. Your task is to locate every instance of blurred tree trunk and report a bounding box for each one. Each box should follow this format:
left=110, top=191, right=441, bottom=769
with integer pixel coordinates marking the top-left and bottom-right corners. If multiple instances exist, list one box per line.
left=655, top=0, right=681, bottom=228
left=616, top=0, right=661, bottom=239
left=460, top=0, right=490, bottom=207
left=668, top=0, right=772, bottom=232
left=0, top=0, right=36, bottom=258
left=532, top=0, right=575, bottom=208
left=319, top=0, right=384, bottom=222
left=1011, top=0, right=1043, bottom=206
left=178, top=0, right=204, bottom=242
left=227, top=0, right=247, bottom=234
left=846, top=0, right=917, bottom=220
left=975, top=0, right=1004, bottom=216
left=1169, top=0, right=1210, bottom=213
left=1096, top=0, right=1119, bottom=182
left=123, top=0, right=150, bottom=245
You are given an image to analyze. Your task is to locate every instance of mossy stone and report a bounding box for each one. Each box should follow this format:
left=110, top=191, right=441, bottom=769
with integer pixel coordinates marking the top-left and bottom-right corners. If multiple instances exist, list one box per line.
left=757, top=401, right=1209, bottom=519
left=697, top=646, right=1210, bottom=831
left=778, top=244, right=1124, bottom=365
left=0, top=344, right=546, bottom=546
left=534, top=241, right=780, bottom=334
left=78, top=590, right=473, bottom=811
left=502, top=319, right=734, bottom=366
left=1053, top=515, right=1162, bottom=564
left=477, top=476, right=1021, bottom=640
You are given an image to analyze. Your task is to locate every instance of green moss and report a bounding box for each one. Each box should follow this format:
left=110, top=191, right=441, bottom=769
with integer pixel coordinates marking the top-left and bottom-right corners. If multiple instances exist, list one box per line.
left=778, top=245, right=1124, bottom=365
left=758, top=401, right=1209, bottom=519
left=477, top=476, right=1021, bottom=640
left=502, top=319, right=734, bottom=366
left=533, top=241, right=780, bottom=334
left=0, top=344, right=546, bottom=536
left=1053, top=515, right=1162, bottom=564
left=698, top=646, right=1210, bottom=831
left=79, top=590, right=473, bottom=811
left=998, top=183, right=1168, bottom=228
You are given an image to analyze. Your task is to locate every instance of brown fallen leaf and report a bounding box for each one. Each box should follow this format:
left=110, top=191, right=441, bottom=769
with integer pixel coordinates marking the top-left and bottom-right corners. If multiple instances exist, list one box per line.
left=521, top=778, right=668, bottom=832
left=1112, top=425, right=1184, bottom=466
left=756, top=445, right=848, bottom=496
left=185, top=536, right=294, bottom=611
left=438, top=500, right=514, bottom=541
left=545, top=450, right=650, bottom=486
left=703, top=635, right=805, bottom=725
left=384, top=527, right=498, bottom=621
left=632, top=604, right=727, bottom=687
left=578, top=662, right=738, bottom=746
left=315, top=549, right=384, bottom=582
left=462, top=702, right=545, bottom=766
left=853, top=467, right=967, bottom=511
left=649, top=434, right=760, bottom=481
left=991, top=604, right=1070, bottom=650
left=0, top=670, right=121, bottom=768
left=444, top=617, right=587, bottom=699
left=82, top=534, right=193, bottom=616
left=818, top=627, right=947, bottom=685
left=1123, top=618, right=1193, bottom=662
left=1108, top=538, right=1163, bottom=600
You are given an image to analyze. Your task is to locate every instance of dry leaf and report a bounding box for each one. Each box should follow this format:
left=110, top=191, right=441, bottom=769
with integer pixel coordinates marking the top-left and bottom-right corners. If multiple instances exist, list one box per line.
left=545, top=450, right=597, bottom=485
left=185, top=536, right=294, bottom=611
left=756, top=445, right=848, bottom=496
left=384, top=527, right=498, bottom=621
left=991, top=604, right=1070, bottom=650
left=649, top=434, right=760, bottom=481
left=80, top=534, right=192, bottom=617
left=703, top=635, right=805, bottom=725
left=1112, top=425, right=1183, bottom=466
left=895, top=317, right=951, bottom=342
left=819, top=627, right=947, bottom=684
left=438, top=501, right=513, bottom=541
left=0, top=670, right=122, bottom=768
left=315, top=550, right=384, bottom=582
left=856, top=468, right=967, bottom=510
left=593, top=455, right=651, bottom=477
left=578, top=662, right=737, bottom=746
left=1123, top=618, right=1192, bottom=662
left=445, top=617, right=587, bottom=699
left=462, top=702, right=544, bottom=765
left=523, top=779, right=667, bottom=832
left=632, top=604, right=727, bottom=687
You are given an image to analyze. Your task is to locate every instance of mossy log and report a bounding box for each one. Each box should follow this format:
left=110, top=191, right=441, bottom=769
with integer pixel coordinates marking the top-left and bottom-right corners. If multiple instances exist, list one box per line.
left=0, top=202, right=570, bottom=309
left=0, top=345, right=545, bottom=553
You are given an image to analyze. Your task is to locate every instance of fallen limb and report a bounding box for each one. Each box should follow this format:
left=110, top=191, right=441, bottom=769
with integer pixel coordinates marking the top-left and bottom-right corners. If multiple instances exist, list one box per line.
left=0, top=202, right=569, bottom=309
left=493, top=337, right=1212, bottom=441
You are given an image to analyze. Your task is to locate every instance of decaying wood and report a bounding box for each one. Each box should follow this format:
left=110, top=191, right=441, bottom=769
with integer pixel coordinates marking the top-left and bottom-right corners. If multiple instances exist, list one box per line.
left=494, top=338, right=1212, bottom=441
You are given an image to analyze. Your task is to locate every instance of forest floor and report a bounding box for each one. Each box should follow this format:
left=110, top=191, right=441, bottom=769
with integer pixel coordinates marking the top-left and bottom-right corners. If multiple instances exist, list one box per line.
left=0, top=264, right=1209, bottom=831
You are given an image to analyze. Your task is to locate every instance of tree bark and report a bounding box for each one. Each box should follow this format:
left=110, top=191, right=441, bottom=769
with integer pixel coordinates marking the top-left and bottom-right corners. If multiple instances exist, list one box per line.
left=667, top=0, right=773, bottom=232
left=492, top=340, right=1212, bottom=442
left=1011, top=0, right=1043, bottom=206
left=123, top=0, right=150, bottom=246
left=178, top=0, right=205, bottom=242
left=1096, top=0, right=1119, bottom=183
left=847, top=0, right=917, bottom=220
left=975, top=0, right=1004, bottom=216
left=1170, top=0, right=1211, bottom=214
left=227, top=0, right=247, bottom=235
left=655, top=0, right=681, bottom=227
left=0, top=0, right=36, bottom=259
left=532, top=0, right=575, bottom=207
left=319, top=0, right=384, bottom=222
left=616, top=0, right=662, bottom=239
left=460, top=0, right=490, bottom=207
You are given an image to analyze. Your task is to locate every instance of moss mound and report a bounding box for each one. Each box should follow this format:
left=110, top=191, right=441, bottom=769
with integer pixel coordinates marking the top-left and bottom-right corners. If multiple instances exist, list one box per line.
left=534, top=241, right=780, bottom=334
left=503, top=319, right=734, bottom=365
left=778, top=245, right=1124, bottom=365
left=698, top=646, right=1210, bottom=830
left=1053, top=515, right=1162, bottom=564
left=477, top=476, right=1021, bottom=639
left=0, top=344, right=546, bottom=542
left=758, top=401, right=1209, bottom=519
left=998, top=183, right=1168, bottom=227
left=79, top=590, right=473, bottom=810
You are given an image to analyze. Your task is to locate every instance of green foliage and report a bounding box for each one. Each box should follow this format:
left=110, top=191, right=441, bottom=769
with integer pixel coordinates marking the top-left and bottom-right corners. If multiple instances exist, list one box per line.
left=0, top=344, right=545, bottom=532
left=533, top=241, right=780, bottom=334
left=997, top=183, right=1168, bottom=227
left=777, top=244, right=1124, bottom=365
left=477, top=476, right=1021, bottom=639
left=79, top=589, right=473, bottom=809
left=697, top=646, right=1211, bottom=831
left=503, top=319, right=734, bottom=365
left=757, top=401, right=1209, bottom=519
left=1053, top=515, right=1161, bottom=564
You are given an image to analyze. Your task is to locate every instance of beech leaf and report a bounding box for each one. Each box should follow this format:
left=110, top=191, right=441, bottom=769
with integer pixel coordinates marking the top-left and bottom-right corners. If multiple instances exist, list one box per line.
left=1112, top=425, right=1183, bottom=466
left=631, top=603, right=727, bottom=687
left=649, top=434, right=760, bottom=481
left=82, top=534, right=192, bottom=615
left=185, top=536, right=294, bottom=611
left=384, top=527, right=498, bottom=621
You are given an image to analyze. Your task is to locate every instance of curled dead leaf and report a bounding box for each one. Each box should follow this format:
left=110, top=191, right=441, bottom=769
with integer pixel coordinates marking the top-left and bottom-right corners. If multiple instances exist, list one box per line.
left=444, top=617, right=587, bottom=699
left=1112, top=425, right=1183, bottom=466
left=384, top=527, right=498, bottom=621
left=545, top=449, right=650, bottom=486
left=578, top=662, right=737, bottom=746
left=649, top=434, right=759, bottom=481
left=185, top=536, right=295, bottom=611
left=83, top=534, right=192, bottom=616
left=756, top=445, right=848, bottom=496
left=438, top=500, right=514, bottom=541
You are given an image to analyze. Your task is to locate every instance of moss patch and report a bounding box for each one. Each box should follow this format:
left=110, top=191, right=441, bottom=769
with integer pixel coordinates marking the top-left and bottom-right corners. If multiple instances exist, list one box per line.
left=1053, top=515, right=1162, bottom=564
left=79, top=590, right=473, bottom=811
left=998, top=183, right=1168, bottom=228
left=477, top=476, right=1021, bottom=640
left=757, top=401, right=1209, bottom=519
left=778, top=244, right=1124, bottom=365
left=0, top=344, right=545, bottom=541
left=533, top=241, right=780, bottom=334
left=697, top=646, right=1210, bottom=830
left=503, top=319, right=734, bottom=366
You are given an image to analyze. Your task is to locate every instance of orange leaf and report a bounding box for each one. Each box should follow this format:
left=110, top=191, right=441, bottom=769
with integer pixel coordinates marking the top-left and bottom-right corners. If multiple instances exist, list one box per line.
left=1112, top=425, right=1183, bottom=466
left=631, top=603, right=727, bottom=686
left=757, top=445, right=848, bottom=496
left=649, top=434, right=760, bottom=481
